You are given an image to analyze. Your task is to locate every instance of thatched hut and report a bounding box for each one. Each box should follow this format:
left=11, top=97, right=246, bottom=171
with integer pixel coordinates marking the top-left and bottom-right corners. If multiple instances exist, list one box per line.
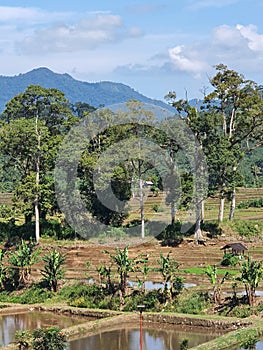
left=221, top=243, right=248, bottom=256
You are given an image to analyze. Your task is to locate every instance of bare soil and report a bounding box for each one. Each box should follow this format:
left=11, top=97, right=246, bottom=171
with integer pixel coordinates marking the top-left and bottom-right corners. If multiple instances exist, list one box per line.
left=31, top=235, right=263, bottom=290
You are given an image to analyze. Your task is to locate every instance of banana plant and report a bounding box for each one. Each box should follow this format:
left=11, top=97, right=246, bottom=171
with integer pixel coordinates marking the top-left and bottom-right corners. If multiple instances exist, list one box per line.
left=8, top=239, right=41, bottom=287
left=157, top=252, right=180, bottom=303
left=236, top=255, right=263, bottom=306
left=104, top=246, right=135, bottom=307
left=41, top=248, right=66, bottom=292
left=205, top=264, right=229, bottom=304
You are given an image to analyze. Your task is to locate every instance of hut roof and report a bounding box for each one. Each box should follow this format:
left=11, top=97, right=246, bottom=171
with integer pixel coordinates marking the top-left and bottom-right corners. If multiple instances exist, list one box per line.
left=221, top=243, right=248, bottom=251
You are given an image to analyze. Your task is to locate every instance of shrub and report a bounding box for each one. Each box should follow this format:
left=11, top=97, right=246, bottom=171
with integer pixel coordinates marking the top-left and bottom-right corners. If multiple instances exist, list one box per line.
left=152, top=203, right=159, bottom=212
left=123, top=290, right=162, bottom=312
left=16, top=285, right=53, bottom=304
left=232, top=220, right=263, bottom=239
left=62, top=283, right=107, bottom=308
left=220, top=253, right=239, bottom=267
left=237, top=197, right=263, bottom=209
left=32, top=327, right=67, bottom=350
left=174, top=291, right=211, bottom=315
left=15, top=327, right=67, bottom=350
left=201, top=221, right=222, bottom=238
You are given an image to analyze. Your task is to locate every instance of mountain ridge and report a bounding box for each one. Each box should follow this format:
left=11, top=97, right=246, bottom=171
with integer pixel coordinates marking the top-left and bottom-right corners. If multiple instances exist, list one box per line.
left=0, top=67, right=174, bottom=112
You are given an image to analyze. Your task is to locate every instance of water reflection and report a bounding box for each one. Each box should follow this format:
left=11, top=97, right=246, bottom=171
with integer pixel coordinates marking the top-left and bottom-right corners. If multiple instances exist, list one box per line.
left=69, top=323, right=222, bottom=350
left=0, top=311, right=86, bottom=347
left=127, top=280, right=196, bottom=290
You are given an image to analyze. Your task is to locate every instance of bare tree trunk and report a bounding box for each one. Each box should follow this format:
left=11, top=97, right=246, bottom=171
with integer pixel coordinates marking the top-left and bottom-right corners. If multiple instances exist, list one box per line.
left=218, top=191, right=225, bottom=222
left=194, top=200, right=204, bottom=241
left=171, top=199, right=176, bottom=224
left=35, top=115, right=40, bottom=243
left=201, top=198, right=205, bottom=221
left=229, top=187, right=236, bottom=221
left=139, top=177, right=145, bottom=238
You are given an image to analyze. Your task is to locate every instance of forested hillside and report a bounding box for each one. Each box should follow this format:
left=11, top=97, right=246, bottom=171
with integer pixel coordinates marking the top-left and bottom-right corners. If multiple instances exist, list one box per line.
left=0, top=67, right=172, bottom=112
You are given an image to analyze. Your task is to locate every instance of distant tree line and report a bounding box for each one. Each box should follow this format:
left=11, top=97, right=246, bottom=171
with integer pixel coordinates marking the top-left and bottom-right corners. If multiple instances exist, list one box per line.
left=0, top=64, right=262, bottom=242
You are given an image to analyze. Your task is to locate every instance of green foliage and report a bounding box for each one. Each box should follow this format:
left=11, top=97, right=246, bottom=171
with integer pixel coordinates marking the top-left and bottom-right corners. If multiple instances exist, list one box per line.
left=237, top=197, right=263, bottom=209
left=0, top=204, right=14, bottom=219
left=152, top=203, right=159, bottom=212
left=220, top=253, right=239, bottom=267
left=0, top=249, right=7, bottom=290
left=180, top=339, right=189, bottom=350
left=236, top=256, right=263, bottom=305
left=232, top=220, right=263, bottom=238
left=8, top=239, right=41, bottom=287
left=104, top=246, right=137, bottom=306
left=32, top=327, right=67, bottom=350
left=61, top=283, right=109, bottom=309
left=238, top=330, right=259, bottom=349
left=17, top=285, right=53, bottom=304
left=201, top=221, right=222, bottom=238
left=156, top=252, right=181, bottom=303
left=16, top=327, right=67, bottom=350
left=15, top=330, right=32, bottom=349
left=205, top=264, right=229, bottom=304
left=123, top=290, right=162, bottom=312
left=41, top=248, right=66, bottom=292
left=174, top=291, right=210, bottom=314
left=157, top=222, right=193, bottom=246
left=220, top=304, right=254, bottom=318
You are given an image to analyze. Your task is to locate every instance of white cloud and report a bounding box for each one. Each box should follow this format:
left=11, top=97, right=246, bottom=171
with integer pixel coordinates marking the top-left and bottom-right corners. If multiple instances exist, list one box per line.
left=168, top=45, right=209, bottom=77
left=236, top=24, right=263, bottom=52
left=212, top=24, right=247, bottom=48
left=16, top=13, right=142, bottom=54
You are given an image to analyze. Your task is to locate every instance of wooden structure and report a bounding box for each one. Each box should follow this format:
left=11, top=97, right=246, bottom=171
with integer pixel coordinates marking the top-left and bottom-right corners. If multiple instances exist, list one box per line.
left=221, top=243, right=248, bottom=256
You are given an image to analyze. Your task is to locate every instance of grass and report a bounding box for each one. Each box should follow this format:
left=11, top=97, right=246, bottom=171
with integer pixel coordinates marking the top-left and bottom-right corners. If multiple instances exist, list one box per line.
left=191, top=325, right=263, bottom=350
left=181, top=267, right=239, bottom=276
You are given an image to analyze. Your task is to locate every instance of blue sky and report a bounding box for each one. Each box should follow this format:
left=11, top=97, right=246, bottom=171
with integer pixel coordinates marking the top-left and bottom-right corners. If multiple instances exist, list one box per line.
left=1, top=0, right=263, bottom=100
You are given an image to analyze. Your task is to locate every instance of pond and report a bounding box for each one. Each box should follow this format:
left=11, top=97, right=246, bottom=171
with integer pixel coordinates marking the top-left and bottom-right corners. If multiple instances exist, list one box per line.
left=0, top=311, right=88, bottom=347
left=67, top=322, right=224, bottom=350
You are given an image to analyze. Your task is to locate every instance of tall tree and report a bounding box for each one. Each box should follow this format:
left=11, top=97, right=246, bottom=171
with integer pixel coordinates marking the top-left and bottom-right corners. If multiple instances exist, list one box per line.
left=0, top=85, right=73, bottom=242
left=204, top=64, right=263, bottom=221
left=164, top=94, right=209, bottom=239
left=166, top=64, right=263, bottom=223
left=117, top=100, right=157, bottom=238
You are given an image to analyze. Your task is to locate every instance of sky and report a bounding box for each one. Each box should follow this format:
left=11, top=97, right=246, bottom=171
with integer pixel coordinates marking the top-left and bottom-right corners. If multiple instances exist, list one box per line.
left=1, top=0, right=263, bottom=101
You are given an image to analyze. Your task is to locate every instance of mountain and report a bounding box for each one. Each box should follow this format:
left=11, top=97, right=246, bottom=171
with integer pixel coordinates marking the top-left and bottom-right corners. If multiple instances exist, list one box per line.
left=0, top=67, right=173, bottom=113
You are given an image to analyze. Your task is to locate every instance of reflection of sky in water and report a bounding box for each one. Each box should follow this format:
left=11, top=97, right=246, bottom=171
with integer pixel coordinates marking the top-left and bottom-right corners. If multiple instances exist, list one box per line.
left=129, top=330, right=164, bottom=350
left=127, top=280, right=196, bottom=290
left=69, top=326, right=222, bottom=350
left=0, top=312, right=86, bottom=347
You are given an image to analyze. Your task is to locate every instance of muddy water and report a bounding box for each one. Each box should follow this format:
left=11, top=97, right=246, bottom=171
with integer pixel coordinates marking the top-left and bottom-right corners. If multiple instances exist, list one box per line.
left=0, top=311, right=87, bottom=347
left=68, top=323, right=224, bottom=350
